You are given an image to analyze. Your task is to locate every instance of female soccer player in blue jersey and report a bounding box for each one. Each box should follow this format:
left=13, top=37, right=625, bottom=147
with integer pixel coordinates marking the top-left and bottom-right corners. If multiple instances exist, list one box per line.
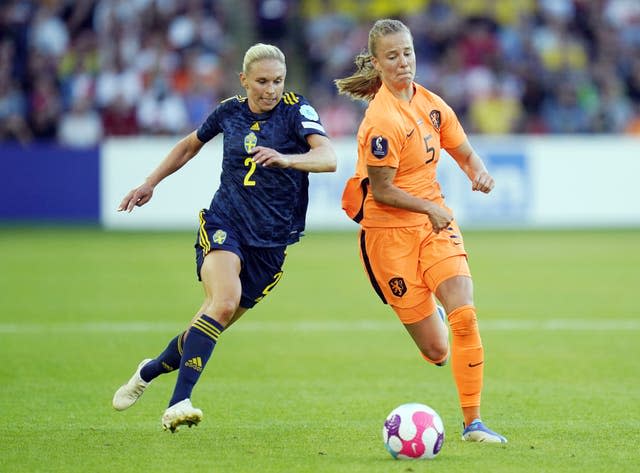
left=112, top=43, right=337, bottom=432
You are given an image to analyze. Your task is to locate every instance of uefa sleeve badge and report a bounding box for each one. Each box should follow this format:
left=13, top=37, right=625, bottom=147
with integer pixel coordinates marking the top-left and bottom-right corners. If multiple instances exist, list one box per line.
left=371, top=136, right=388, bottom=158
left=299, top=104, right=319, bottom=121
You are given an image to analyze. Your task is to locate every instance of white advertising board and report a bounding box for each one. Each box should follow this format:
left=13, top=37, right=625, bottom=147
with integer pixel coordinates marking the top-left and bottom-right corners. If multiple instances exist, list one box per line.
left=101, top=136, right=640, bottom=231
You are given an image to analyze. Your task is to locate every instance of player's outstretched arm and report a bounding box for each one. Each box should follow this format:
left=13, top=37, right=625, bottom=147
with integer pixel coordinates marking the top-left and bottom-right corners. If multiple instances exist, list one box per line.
left=118, top=131, right=205, bottom=212
left=250, top=134, right=337, bottom=173
left=447, top=139, right=495, bottom=194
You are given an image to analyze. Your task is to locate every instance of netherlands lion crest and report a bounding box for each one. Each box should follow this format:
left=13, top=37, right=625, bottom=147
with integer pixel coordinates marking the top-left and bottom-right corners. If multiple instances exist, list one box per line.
left=429, top=110, right=441, bottom=131
left=388, top=277, right=407, bottom=297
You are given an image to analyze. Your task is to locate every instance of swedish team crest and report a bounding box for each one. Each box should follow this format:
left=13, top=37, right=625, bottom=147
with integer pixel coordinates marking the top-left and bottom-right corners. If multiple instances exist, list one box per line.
left=429, top=110, right=441, bottom=131
left=244, top=132, right=257, bottom=153
left=212, top=229, right=227, bottom=245
left=388, top=277, right=407, bottom=297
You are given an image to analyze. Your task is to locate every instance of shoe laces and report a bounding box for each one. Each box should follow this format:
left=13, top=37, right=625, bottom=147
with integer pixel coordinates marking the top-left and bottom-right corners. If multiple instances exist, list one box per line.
left=128, top=379, right=146, bottom=398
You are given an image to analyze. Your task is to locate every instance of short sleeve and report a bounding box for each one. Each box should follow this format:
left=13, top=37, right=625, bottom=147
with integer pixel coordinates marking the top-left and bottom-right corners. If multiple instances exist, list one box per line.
left=360, top=118, right=403, bottom=169
left=438, top=102, right=467, bottom=150
left=292, top=96, right=328, bottom=140
left=197, top=106, right=223, bottom=143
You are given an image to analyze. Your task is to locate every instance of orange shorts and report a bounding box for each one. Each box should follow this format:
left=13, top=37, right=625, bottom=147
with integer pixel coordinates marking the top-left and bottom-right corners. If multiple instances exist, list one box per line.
left=358, top=221, right=471, bottom=324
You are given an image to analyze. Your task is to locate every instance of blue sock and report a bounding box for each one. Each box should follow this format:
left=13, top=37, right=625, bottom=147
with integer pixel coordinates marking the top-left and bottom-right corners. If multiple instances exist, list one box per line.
left=140, top=332, right=185, bottom=383
left=168, top=314, right=224, bottom=407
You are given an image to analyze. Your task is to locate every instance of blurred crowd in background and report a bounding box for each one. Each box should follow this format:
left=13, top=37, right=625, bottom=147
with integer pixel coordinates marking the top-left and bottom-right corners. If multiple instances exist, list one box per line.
left=2, top=0, right=640, bottom=148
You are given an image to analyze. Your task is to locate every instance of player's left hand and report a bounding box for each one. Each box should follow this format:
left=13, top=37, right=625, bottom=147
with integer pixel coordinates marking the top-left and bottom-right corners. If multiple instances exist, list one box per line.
left=250, top=146, right=291, bottom=169
left=471, top=171, right=495, bottom=193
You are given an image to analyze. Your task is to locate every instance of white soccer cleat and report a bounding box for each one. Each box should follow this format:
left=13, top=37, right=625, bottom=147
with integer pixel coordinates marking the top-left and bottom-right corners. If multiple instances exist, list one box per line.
left=161, top=399, right=203, bottom=433
left=112, top=359, right=152, bottom=411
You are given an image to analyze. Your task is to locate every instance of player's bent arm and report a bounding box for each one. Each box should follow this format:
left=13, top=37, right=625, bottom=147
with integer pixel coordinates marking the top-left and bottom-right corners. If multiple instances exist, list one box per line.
left=368, top=165, right=452, bottom=232
left=250, top=134, right=336, bottom=172
left=145, top=131, right=205, bottom=187
left=118, top=131, right=205, bottom=211
left=367, top=165, right=441, bottom=215
left=290, top=134, right=337, bottom=173
left=368, top=165, right=434, bottom=213
left=446, top=139, right=495, bottom=193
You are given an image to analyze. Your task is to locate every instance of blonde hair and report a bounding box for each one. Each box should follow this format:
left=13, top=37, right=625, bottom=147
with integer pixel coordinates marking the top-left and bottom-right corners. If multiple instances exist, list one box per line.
left=334, top=19, right=412, bottom=102
left=242, top=43, right=286, bottom=74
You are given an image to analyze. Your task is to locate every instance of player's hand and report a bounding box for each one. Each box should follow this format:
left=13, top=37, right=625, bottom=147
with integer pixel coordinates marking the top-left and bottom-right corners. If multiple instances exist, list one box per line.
left=250, top=146, right=291, bottom=169
left=472, top=171, right=494, bottom=193
left=118, top=183, right=154, bottom=212
left=426, top=205, right=453, bottom=234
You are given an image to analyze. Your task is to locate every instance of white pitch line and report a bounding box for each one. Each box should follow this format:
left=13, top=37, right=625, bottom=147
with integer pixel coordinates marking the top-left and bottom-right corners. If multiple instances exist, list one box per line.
left=0, top=319, right=639, bottom=334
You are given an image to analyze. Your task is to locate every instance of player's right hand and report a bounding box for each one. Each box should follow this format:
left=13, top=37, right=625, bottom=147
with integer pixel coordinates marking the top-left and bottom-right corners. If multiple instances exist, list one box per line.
left=118, top=183, right=154, bottom=212
left=427, top=205, right=453, bottom=234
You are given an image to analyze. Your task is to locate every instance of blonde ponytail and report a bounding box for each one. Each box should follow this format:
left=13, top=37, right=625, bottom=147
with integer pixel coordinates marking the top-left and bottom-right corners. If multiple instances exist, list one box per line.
left=334, top=53, right=382, bottom=102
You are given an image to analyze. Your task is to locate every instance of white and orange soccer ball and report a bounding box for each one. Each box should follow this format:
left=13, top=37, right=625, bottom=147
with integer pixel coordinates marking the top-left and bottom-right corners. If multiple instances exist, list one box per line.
left=382, top=402, right=445, bottom=460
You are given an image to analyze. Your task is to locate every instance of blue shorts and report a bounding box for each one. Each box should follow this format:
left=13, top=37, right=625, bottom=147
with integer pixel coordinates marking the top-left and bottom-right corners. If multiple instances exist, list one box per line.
left=194, top=209, right=286, bottom=309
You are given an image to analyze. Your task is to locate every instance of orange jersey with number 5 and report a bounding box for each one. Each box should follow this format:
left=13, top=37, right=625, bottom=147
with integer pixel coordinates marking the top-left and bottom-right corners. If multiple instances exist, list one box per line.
left=354, top=82, right=466, bottom=227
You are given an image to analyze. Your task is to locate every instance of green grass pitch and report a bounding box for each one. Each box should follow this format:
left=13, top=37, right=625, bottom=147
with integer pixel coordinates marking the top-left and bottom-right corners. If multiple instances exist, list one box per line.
left=1, top=227, right=639, bottom=472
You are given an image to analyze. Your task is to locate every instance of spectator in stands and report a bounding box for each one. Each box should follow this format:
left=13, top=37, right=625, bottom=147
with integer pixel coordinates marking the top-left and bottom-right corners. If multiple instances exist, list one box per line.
left=254, top=0, right=290, bottom=43
left=136, top=72, right=189, bottom=135
left=2, top=0, right=640, bottom=144
left=468, top=80, right=523, bottom=134
left=624, top=102, right=640, bottom=134
left=28, top=3, right=69, bottom=59
left=102, top=93, right=138, bottom=136
left=593, top=75, right=633, bottom=132
left=542, top=80, right=593, bottom=134
left=94, top=54, right=142, bottom=111
left=58, top=96, right=103, bottom=148
left=0, top=72, right=32, bottom=144
left=28, top=74, right=62, bottom=140
left=57, top=30, right=99, bottom=109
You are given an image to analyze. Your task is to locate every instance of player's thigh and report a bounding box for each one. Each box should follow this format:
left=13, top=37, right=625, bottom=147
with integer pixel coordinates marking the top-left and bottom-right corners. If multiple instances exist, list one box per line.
left=425, top=255, right=473, bottom=311
left=435, top=274, right=474, bottom=311
left=359, top=226, right=429, bottom=309
left=200, top=249, right=243, bottom=307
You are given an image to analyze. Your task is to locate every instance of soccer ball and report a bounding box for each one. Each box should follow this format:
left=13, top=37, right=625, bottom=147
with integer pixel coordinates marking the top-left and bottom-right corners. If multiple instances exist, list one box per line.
left=382, top=403, right=445, bottom=460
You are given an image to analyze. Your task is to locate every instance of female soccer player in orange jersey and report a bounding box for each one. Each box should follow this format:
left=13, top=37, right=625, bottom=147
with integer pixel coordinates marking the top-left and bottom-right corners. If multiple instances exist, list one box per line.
left=336, top=19, right=506, bottom=443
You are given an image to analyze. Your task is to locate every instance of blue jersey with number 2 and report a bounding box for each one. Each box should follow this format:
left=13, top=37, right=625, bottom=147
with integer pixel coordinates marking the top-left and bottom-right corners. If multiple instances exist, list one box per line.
left=196, top=92, right=327, bottom=247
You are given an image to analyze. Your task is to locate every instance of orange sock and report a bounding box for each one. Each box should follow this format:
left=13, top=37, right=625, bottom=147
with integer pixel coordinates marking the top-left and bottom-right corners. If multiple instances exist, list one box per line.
left=448, top=304, right=483, bottom=409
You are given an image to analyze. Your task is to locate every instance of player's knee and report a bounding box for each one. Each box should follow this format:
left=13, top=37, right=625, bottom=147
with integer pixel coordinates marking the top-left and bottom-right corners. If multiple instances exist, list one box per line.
left=448, top=306, right=478, bottom=336
left=203, top=298, right=238, bottom=325
left=420, top=339, right=449, bottom=365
